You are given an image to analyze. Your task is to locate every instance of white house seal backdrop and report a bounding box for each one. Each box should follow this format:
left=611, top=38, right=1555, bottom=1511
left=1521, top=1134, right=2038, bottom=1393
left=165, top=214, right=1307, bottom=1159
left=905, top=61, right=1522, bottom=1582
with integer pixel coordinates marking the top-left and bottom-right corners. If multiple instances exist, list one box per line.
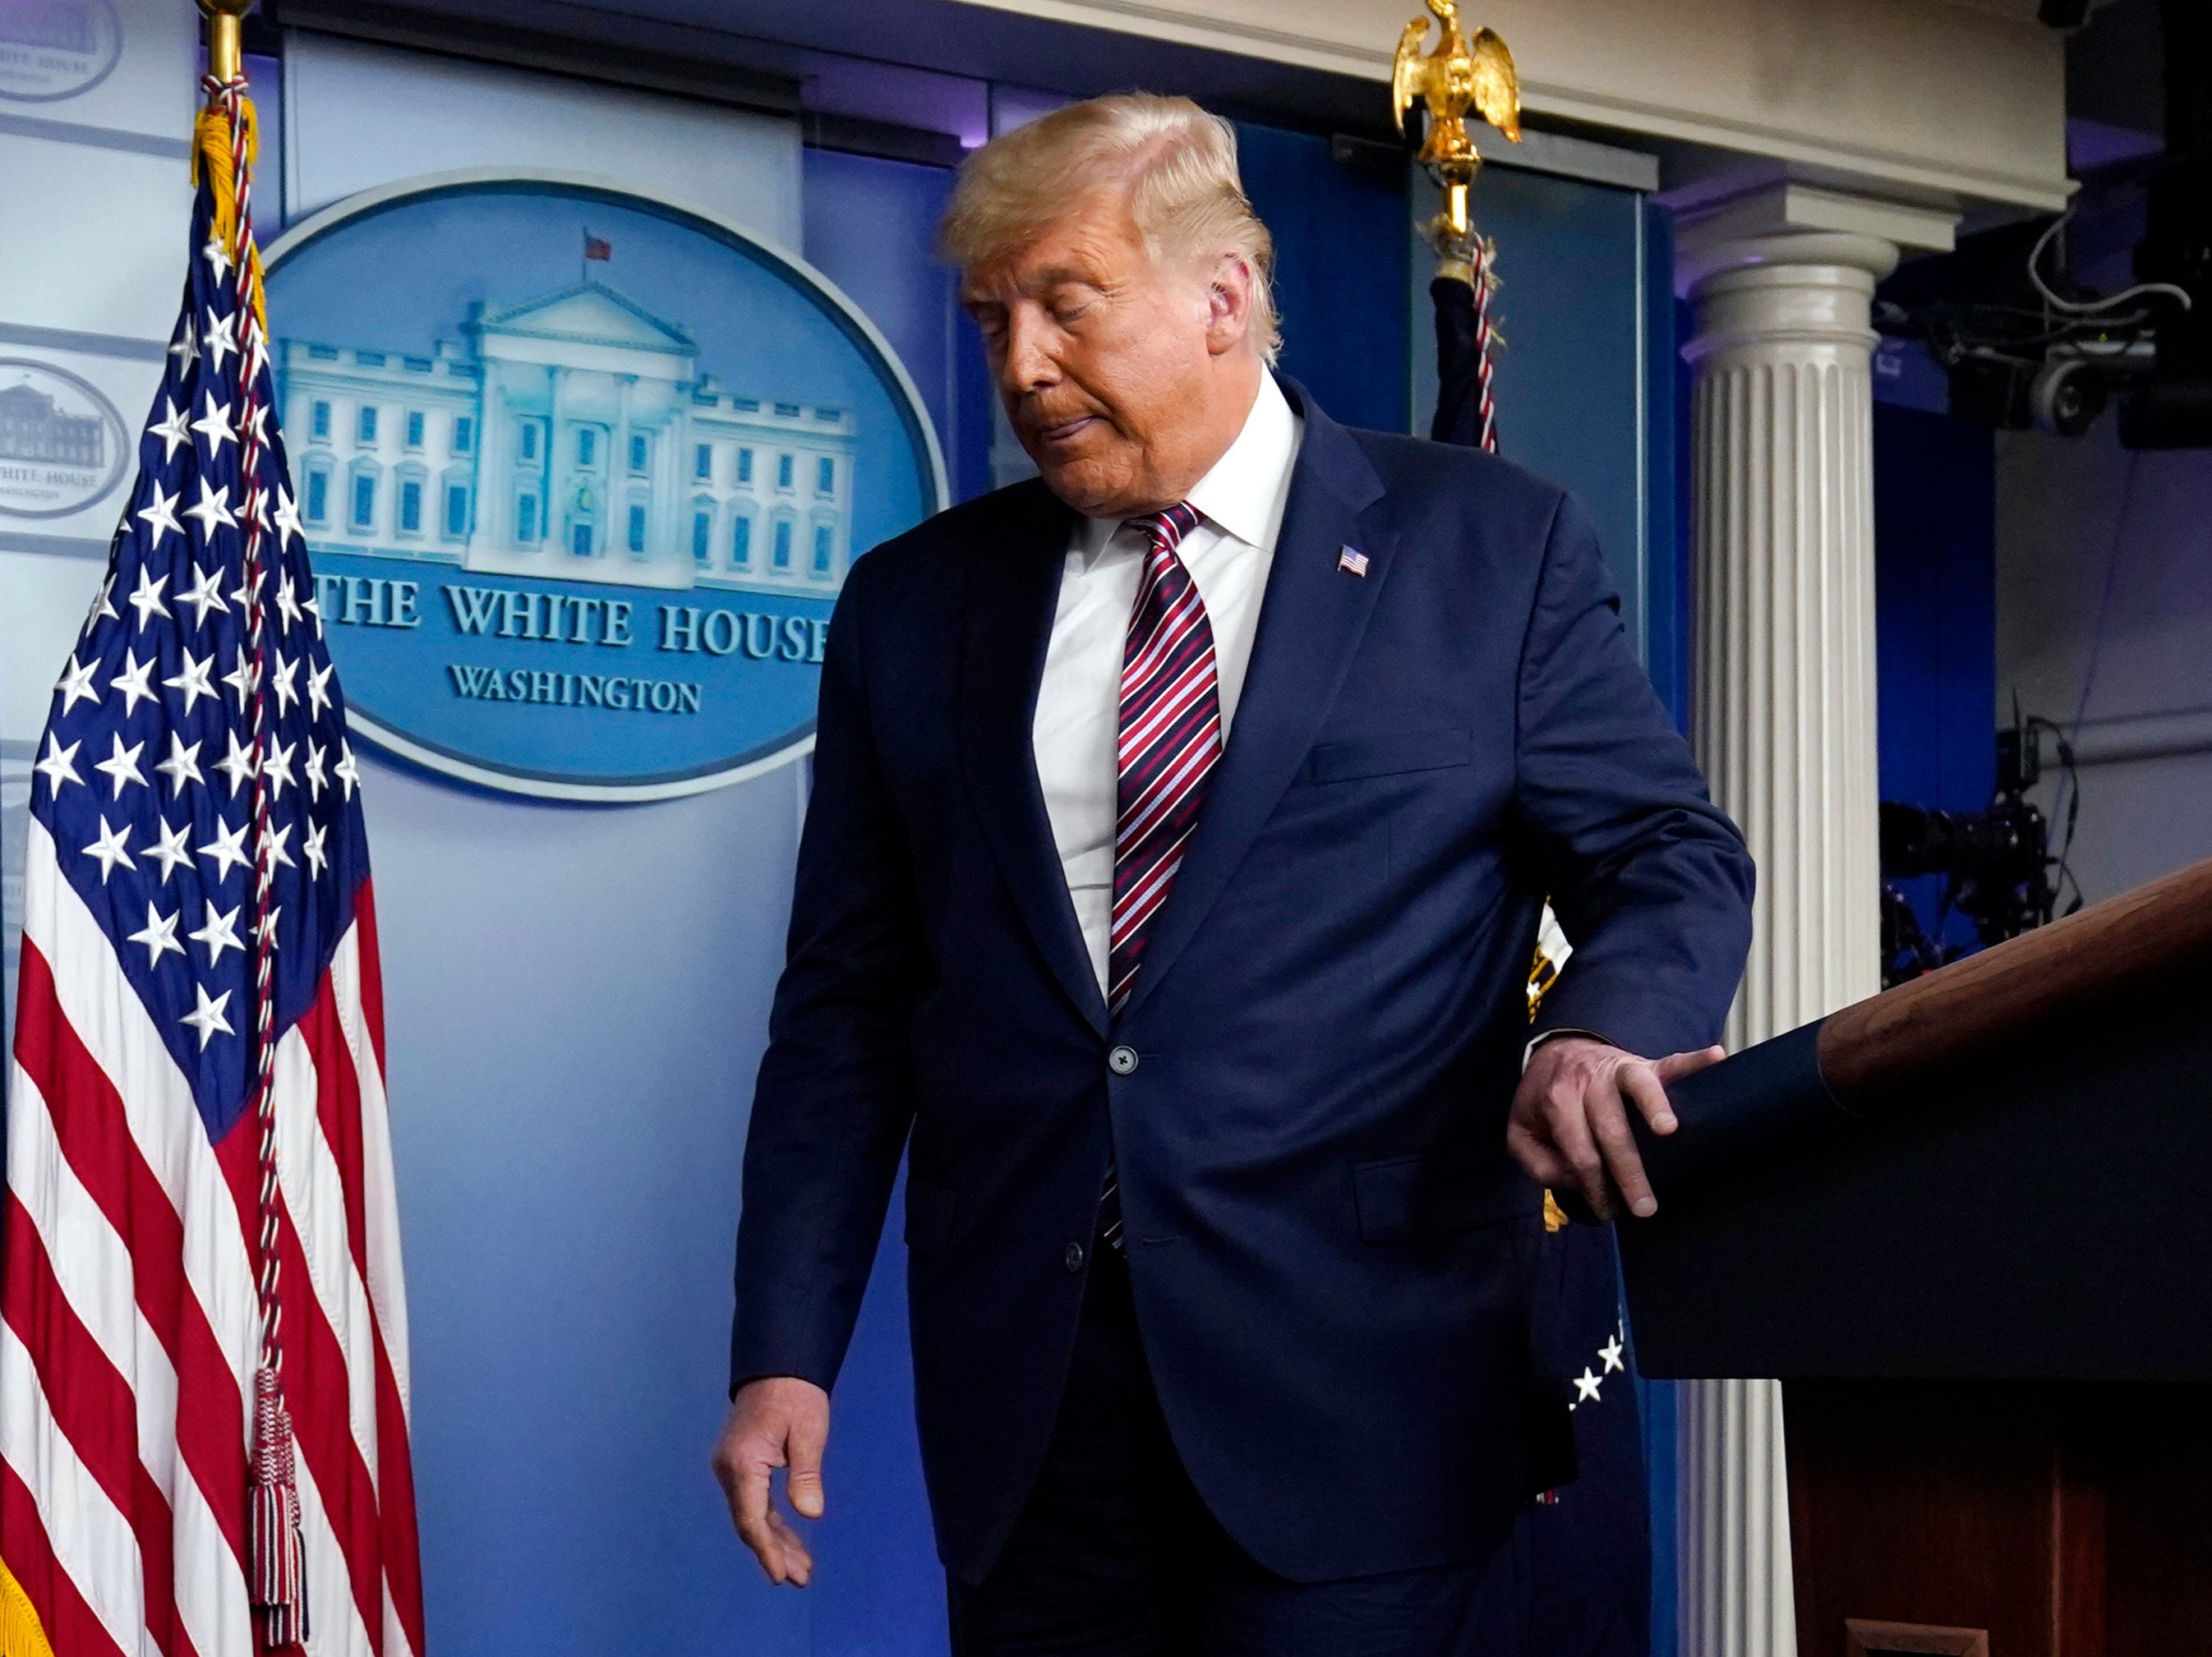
left=262, top=173, right=948, bottom=801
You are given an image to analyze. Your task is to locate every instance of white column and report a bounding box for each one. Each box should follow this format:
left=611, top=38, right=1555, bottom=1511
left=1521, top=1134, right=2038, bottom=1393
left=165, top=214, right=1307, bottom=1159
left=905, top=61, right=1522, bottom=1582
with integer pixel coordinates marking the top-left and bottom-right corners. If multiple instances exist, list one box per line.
left=1670, top=184, right=1952, bottom=1657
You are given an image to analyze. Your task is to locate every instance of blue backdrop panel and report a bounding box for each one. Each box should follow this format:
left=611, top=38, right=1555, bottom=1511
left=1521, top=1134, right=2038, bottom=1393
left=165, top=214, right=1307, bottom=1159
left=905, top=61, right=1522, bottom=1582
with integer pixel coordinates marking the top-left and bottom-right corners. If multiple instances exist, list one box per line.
left=1412, top=167, right=1650, bottom=655
left=1236, top=123, right=1411, bottom=435
left=369, top=760, right=812, bottom=1655
left=1873, top=403, right=1998, bottom=952
left=799, top=142, right=979, bottom=1657
left=804, top=148, right=997, bottom=505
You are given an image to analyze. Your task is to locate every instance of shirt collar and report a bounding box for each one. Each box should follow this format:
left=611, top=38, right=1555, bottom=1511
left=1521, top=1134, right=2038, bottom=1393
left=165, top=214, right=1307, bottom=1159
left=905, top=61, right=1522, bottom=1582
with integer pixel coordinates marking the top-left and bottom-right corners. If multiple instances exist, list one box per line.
left=1074, top=370, right=1304, bottom=566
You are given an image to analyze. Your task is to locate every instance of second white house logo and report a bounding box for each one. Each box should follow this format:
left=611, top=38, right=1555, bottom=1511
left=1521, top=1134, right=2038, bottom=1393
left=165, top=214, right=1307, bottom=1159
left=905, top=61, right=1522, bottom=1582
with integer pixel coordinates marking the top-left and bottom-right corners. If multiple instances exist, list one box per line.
left=0, top=360, right=130, bottom=518
left=263, top=175, right=946, bottom=799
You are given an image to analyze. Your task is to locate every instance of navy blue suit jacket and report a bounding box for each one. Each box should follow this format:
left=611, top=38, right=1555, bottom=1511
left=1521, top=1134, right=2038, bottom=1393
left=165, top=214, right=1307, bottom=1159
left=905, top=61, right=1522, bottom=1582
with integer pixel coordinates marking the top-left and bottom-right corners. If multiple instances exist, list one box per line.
left=731, top=381, right=1753, bottom=1586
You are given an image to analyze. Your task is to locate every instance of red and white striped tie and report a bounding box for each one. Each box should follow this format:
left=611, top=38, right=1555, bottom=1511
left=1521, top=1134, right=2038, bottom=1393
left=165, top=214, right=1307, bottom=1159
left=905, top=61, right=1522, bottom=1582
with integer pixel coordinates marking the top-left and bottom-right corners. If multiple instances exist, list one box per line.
left=1099, top=503, right=1217, bottom=1250
left=1108, top=501, right=1220, bottom=1016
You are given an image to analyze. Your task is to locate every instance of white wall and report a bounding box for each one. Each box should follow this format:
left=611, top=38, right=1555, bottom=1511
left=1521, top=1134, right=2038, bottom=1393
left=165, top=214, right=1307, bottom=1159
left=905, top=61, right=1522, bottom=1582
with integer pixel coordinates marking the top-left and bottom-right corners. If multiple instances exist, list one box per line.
left=280, top=32, right=802, bottom=242
left=1997, top=426, right=2212, bottom=903
left=0, top=0, right=196, bottom=1031
left=950, top=0, right=2068, bottom=214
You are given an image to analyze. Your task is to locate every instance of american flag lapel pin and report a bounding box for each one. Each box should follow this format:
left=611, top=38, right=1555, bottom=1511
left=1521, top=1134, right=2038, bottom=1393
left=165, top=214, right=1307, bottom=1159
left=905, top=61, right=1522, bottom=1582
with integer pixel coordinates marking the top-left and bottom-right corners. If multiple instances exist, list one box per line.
left=1337, top=545, right=1370, bottom=578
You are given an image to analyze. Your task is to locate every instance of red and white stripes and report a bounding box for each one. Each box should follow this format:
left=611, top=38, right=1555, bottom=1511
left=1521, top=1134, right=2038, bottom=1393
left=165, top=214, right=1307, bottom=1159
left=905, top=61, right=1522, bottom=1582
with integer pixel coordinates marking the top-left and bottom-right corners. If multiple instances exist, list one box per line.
left=1106, top=502, right=1220, bottom=1016
left=2, top=819, right=424, bottom=1657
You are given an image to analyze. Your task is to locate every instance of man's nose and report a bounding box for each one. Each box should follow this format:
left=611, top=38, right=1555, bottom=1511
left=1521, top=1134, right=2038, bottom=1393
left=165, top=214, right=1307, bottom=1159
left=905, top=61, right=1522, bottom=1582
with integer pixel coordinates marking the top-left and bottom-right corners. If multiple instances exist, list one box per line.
left=1002, top=310, right=1059, bottom=394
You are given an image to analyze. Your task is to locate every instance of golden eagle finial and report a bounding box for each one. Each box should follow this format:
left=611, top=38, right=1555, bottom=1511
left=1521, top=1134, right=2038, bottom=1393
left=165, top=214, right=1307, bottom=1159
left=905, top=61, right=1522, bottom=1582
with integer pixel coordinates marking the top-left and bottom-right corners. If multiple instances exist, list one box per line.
left=1391, top=0, right=1521, bottom=242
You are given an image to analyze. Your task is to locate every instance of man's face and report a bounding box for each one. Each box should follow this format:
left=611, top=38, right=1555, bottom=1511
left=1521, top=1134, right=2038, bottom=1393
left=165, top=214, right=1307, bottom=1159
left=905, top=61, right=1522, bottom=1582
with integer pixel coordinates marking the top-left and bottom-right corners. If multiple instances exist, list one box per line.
left=961, top=187, right=1235, bottom=519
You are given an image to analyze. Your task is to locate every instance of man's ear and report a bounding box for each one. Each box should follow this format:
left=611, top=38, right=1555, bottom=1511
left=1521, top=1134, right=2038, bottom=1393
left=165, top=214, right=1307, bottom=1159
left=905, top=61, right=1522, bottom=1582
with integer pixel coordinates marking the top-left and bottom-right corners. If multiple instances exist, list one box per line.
left=1205, top=253, right=1256, bottom=357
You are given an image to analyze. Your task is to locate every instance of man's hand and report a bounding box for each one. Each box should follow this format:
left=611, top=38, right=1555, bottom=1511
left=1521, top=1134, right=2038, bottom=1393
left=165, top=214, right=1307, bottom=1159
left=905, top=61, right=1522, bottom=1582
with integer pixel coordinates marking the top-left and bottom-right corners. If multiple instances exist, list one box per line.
left=1506, top=1037, right=1726, bottom=1221
left=712, top=1376, right=831, bottom=1586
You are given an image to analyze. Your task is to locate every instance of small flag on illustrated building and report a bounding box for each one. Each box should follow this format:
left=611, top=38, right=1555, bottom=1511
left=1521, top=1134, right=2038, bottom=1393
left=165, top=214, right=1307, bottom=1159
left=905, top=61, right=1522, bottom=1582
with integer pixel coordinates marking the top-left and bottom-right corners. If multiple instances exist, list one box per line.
left=584, top=230, right=613, bottom=262
left=0, top=67, right=425, bottom=1657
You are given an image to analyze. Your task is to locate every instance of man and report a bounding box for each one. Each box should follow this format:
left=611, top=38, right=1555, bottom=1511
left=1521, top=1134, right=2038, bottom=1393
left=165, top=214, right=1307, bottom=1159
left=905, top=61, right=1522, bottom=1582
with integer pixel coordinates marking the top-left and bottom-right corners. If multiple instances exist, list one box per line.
left=715, top=94, right=1753, bottom=1653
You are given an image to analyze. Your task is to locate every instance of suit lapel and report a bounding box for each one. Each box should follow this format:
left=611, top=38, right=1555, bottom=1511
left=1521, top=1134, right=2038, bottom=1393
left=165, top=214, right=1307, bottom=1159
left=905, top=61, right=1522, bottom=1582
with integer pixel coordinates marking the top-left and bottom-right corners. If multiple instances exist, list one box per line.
left=1118, top=387, right=1392, bottom=1026
left=957, top=481, right=1111, bottom=1037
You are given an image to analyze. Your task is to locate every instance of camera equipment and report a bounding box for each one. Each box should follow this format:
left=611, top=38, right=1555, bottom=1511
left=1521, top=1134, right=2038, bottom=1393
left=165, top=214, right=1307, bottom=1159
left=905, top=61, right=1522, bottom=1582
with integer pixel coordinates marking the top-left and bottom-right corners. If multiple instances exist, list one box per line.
left=1878, top=718, right=2073, bottom=987
left=1883, top=0, right=2210, bottom=447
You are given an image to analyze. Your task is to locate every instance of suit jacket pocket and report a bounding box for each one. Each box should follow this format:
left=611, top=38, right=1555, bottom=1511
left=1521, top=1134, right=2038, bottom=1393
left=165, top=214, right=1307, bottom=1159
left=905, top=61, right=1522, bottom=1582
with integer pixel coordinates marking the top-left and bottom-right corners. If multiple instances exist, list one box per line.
left=1353, top=1148, right=1537, bottom=1245
left=1305, top=726, right=1472, bottom=784
left=905, top=1177, right=960, bottom=1257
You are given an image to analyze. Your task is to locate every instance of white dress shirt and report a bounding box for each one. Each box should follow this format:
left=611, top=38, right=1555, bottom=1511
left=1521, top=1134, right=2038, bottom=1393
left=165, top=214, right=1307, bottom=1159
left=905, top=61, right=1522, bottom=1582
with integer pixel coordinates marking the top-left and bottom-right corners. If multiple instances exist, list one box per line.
left=1031, top=371, right=1304, bottom=997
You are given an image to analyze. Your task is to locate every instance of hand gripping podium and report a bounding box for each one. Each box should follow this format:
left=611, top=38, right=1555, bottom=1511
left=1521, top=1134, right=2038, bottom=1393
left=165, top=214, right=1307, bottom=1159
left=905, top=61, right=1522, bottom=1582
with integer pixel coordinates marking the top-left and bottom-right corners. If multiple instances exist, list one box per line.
left=1618, top=857, right=2212, bottom=1657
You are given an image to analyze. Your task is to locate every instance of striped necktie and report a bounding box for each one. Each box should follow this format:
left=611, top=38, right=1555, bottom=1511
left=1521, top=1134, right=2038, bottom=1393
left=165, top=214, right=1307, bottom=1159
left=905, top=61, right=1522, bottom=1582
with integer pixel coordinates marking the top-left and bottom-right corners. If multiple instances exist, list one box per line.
left=1108, top=500, right=1220, bottom=1014
left=1099, top=502, right=1219, bottom=1250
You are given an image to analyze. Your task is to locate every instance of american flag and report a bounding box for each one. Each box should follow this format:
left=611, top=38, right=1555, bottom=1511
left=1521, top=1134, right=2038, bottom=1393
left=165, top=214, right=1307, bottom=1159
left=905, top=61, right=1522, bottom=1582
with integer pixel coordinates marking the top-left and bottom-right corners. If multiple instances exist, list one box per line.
left=1, top=81, right=423, bottom=1657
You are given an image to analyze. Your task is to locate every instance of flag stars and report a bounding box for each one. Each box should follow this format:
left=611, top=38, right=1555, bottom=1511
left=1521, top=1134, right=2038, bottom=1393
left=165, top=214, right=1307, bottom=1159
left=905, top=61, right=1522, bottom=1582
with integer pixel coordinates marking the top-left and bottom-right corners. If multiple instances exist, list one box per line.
left=149, top=397, right=192, bottom=461
left=254, top=906, right=282, bottom=950
left=270, top=652, right=300, bottom=716
left=83, top=576, right=118, bottom=632
left=93, top=733, right=147, bottom=799
left=273, top=487, right=303, bottom=551
left=81, top=817, right=135, bottom=882
left=200, top=233, right=234, bottom=281
left=275, top=574, right=303, bottom=631
left=306, top=662, right=334, bottom=721
left=334, top=741, right=360, bottom=800
left=35, top=734, right=83, bottom=797
left=259, top=822, right=295, bottom=872
left=146, top=819, right=194, bottom=881
left=137, top=481, right=183, bottom=550
left=200, top=306, right=237, bottom=374
left=302, top=820, right=329, bottom=879
left=190, top=900, right=244, bottom=964
left=183, top=479, right=236, bottom=540
left=168, top=315, right=198, bottom=369
left=214, top=730, right=257, bottom=797
left=1598, top=1332, right=1625, bottom=1375
left=190, top=393, right=237, bottom=458
left=127, top=903, right=186, bottom=969
left=263, top=736, right=297, bottom=801
left=1571, top=1368, right=1603, bottom=1407
left=228, top=562, right=261, bottom=613
left=108, top=649, right=159, bottom=717
left=163, top=647, right=217, bottom=714
left=155, top=731, right=204, bottom=795
left=127, top=566, right=171, bottom=629
left=199, top=819, right=251, bottom=881
left=305, top=740, right=328, bottom=801
left=181, top=983, right=233, bottom=1050
left=54, top=654, right=100, bottom=715
left=177, top=564, right=228, bottom=627
left=220, top=654, right=256, bottom=712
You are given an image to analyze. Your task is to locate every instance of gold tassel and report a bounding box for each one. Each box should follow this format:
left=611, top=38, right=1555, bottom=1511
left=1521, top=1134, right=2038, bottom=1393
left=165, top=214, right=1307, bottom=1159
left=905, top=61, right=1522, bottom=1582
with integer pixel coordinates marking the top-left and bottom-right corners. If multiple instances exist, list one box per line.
left=190, top=94, right=269, bottom=334
left=0, top=1562, right=56, bottom=1657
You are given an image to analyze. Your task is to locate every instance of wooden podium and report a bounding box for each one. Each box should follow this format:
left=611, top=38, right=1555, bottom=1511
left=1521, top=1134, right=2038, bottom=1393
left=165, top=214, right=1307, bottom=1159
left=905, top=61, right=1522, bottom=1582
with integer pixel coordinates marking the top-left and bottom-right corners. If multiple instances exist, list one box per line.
left=1617, top=858, right=2212, bottom=1657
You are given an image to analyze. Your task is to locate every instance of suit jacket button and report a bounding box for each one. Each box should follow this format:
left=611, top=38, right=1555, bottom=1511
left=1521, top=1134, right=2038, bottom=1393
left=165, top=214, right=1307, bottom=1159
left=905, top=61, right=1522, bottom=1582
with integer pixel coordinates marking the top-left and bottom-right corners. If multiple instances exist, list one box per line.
left=1108, top=1045, right=1139, bottom=1075
left=1065, top=1241, right=1085, bottom=1273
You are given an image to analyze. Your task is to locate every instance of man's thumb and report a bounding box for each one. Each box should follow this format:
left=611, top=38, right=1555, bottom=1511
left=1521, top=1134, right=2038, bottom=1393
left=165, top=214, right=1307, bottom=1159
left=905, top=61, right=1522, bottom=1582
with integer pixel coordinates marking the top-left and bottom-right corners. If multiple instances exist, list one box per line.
left=786, top=1422, right=827, bottom=1521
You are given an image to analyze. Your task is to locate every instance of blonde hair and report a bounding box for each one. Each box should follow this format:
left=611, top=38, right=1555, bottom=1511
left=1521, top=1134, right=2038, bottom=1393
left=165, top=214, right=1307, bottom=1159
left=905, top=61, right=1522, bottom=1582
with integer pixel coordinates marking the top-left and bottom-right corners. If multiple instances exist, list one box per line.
left=938, top=93, right=1280, bottom=363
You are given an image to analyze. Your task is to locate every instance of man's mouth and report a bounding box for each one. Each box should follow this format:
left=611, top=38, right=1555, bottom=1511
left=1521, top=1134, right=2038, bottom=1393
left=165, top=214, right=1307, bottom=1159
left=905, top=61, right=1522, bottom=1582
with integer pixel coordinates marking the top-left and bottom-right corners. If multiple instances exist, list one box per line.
left=1030, top=413, right=1100, bottom=447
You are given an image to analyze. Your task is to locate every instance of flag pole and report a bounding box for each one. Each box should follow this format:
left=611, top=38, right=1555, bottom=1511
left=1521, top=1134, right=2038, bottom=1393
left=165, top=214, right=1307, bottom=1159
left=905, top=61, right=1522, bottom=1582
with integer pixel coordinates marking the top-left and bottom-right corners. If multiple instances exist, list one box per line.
left=194, top=3, right=313, bottom=1645
left=1390, top=2, right=1520, bottom=451
left=200, top=0, right=250, bottom=85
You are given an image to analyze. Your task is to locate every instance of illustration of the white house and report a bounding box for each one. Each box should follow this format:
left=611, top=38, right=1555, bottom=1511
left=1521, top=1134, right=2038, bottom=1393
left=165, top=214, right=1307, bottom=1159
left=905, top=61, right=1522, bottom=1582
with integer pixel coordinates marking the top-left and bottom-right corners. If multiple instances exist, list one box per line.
left=279, top=281, right=856, bottom=595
